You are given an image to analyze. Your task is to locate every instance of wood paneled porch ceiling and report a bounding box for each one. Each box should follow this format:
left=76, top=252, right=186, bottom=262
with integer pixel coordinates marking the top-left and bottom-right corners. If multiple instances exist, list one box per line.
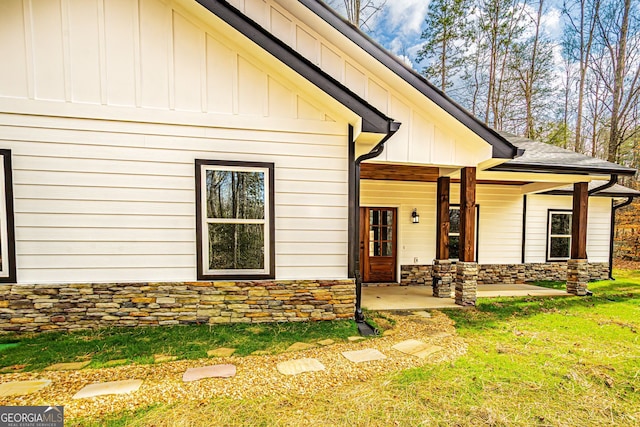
left=360, top=163, right=531, bottom=185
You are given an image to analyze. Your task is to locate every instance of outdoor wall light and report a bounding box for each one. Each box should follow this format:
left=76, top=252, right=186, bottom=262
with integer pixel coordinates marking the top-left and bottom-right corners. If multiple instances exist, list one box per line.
left=412, top=208, right=420, bottom=224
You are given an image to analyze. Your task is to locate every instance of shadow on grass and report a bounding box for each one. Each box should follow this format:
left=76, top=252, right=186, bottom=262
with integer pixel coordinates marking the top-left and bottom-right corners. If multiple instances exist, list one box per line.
left=443, top=278, right=640, bottom=332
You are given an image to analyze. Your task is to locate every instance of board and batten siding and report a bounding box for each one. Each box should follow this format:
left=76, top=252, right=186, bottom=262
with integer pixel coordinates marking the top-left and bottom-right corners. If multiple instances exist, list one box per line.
left=525, top=195, right=611, bottom=263
left=0, top=0, right=358, bottom=284
left=0, top=0, right=338, bottom=121
left=360, top=181, right=524, bottom=273
left=234, top=0, right=494, bottom=167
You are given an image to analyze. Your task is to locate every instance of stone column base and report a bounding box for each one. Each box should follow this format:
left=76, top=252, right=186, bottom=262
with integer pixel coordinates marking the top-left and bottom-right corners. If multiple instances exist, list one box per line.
left=432, top=259, right=453, bottom=298
left=567, top=259, right=589, bottom=296
left=455, top=261, right=477, bottom=306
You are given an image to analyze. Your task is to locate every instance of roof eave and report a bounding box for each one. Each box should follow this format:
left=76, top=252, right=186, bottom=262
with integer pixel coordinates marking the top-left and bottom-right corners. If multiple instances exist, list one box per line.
left=488, top=163, right=637, bottom=176
left=296, top=0, right=518, bottom=159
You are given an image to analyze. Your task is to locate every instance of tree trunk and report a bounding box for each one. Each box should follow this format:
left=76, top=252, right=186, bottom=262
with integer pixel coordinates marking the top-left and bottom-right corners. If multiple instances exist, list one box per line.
left=607, top=0, right=630, bottom=163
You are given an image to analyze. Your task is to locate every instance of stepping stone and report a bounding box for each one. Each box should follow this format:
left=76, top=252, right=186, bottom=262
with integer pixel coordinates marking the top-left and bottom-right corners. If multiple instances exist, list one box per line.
left=0, top=364, right=26, bottom=373
left=412, top=311, right=432, bottom=318
left=341, top=348, right=387, bottom=363
left=286, top=342, right=315, bottom=352
left=44, top=361, right=90, bottom=371
left=0, top=380, right=51, bottom=397
left=392, top=339, right=443, bottom=359
left=182, top=364, right=236, bottom=382
left=277, top=358, right=325, bottom=375
left=72, top=379, right=143, bottom=399
left=426, top=331, right=452, bottom=339
left=102, top=359, right=128, bottom=367
left=348, top=336, right=366, bottom=342
left=207, top=347, right=236, bottom=358
left=317, top=339, right=335, bottom=346
left=153, top=354, right=177, bottom=363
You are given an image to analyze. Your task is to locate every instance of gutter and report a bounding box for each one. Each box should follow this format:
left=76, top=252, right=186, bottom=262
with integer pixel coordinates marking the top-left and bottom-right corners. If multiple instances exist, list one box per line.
left=589, top=174, right=617, bottom=196
left=353, top=121, right=401, bottom=325
left=609, top=196, right=635, bottom=280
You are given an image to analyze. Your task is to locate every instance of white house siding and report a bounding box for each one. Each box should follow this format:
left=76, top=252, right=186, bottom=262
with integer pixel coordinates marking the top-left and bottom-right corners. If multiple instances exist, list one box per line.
left=525, top=195, right=612, bottom=263
left=237, top=0, right=494, bottom=167
left=0, top=0, right=356, bottom=284
left=360, top=181, right=524, bottom=274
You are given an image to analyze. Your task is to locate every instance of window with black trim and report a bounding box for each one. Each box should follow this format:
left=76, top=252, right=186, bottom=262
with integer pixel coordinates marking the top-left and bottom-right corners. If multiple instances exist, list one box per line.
left=547, top=210, right=572, bottom=261
left=449, top=205, right=479, bottom=261
left=0, top=149, right=16, bottom=283
left=196, top=160, right=275, bottom=280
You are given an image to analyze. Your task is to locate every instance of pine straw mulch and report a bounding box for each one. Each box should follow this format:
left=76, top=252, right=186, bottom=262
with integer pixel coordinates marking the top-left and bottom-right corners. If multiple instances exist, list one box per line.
left=613, top=260, right=640, bottom=270
left=0, top=311, right=466, bottom=420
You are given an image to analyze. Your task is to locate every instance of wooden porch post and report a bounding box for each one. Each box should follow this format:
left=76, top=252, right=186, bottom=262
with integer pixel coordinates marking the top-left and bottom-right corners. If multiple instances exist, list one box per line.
left=571, top=182, right=589, bottom=259
left=433, top=177, right=452, bottom=298
left=568, top=182, right=589, bottom=295
left=456, top=167, right=477, bottom=306
left=436, top=177, right=450, bottom=260
left=459, top=167, right=476, bottom=262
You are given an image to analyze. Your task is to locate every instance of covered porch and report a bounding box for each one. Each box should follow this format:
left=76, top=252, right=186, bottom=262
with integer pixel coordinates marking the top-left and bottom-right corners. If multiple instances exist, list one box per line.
left=362, top=283, right=569, bottom=311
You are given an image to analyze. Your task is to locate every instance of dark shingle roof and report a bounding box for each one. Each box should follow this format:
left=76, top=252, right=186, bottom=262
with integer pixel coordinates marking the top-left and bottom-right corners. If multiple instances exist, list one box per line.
left=489, top=132, right=637, bottom=176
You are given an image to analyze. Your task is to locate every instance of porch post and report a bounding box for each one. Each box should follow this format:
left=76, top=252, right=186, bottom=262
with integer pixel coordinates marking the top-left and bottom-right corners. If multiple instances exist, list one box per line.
left=433, top=176, right=453, bottom=297
left=567, top=182, right=589, bottom=295
left=455, top=167, right=477, bottom=306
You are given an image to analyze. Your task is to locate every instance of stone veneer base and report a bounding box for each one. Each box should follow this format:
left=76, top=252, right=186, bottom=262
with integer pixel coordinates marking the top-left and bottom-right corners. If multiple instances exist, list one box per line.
left=0, top=280, right=355, bottom=333
left=400, top=262, right=609, bottom=286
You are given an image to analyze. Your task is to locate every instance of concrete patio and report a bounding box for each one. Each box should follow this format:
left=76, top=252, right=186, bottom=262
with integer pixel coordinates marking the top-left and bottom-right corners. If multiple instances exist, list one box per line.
left=362, top=283, right=568, bottom=310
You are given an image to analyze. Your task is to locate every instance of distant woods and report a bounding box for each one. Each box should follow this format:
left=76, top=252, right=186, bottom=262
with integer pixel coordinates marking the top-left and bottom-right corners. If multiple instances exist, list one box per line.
left=326, top=0, right=640, bottom=185
left=417, top=0, right=640, bottom=180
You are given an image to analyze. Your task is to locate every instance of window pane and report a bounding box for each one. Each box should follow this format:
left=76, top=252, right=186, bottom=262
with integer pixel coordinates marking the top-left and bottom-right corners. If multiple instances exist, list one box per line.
left=382, top=210, right=392, bottom=225
left=551, top=213, right=571, bottom=235
left=206, top=170, right=265, bottom=219
left=382, top=226, right=392, bottom=241
left=371, top=210, right=380, bottom=226
left=449, top=235, right=460, bottom=260
left=449, top=209, right=460, bottom=234
left=382, top=241, right=392, bottom=256
left=550, top=237, right=570, bottom=259
left=208, top=223, right=264, bottom=270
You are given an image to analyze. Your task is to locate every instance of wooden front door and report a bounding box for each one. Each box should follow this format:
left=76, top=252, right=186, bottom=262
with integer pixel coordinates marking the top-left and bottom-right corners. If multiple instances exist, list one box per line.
left=360, top=207, right=397, bottom=283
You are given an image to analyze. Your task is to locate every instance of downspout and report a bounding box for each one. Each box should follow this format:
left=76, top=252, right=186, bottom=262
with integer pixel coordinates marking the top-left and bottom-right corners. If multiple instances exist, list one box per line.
left=609, top=196, right=634, bottom=280
left=353, top=121, right=401, bottom=323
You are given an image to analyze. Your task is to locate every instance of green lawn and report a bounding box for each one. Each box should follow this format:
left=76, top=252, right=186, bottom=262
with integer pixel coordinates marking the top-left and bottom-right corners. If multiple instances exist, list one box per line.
left=71, top=270, right=640, bottom=426
left=0, top=319, right=358, bottom=371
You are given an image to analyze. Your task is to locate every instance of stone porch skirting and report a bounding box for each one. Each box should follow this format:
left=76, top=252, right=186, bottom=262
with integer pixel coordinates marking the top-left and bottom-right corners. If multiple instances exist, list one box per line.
left=0, top=280, right=355, bottom=333
left=399, top=262, right=609, bottom=286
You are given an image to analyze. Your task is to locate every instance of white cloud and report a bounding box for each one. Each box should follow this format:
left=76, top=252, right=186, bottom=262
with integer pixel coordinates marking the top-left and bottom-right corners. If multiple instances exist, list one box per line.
left=382, top=0, right=431, bottom=36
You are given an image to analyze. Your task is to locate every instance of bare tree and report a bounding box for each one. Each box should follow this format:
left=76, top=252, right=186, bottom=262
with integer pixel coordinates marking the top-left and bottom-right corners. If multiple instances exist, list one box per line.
left=324, top=0, right=387, bottom=30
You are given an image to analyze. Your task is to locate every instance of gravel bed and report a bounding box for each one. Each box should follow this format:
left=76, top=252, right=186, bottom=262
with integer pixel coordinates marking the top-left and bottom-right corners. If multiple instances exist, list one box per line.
left=0, top=311, right=466, bottom=420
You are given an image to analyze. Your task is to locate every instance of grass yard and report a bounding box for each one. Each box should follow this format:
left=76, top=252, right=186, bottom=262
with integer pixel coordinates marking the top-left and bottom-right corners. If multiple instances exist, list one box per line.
left=65, top=270, right=640, bottom=426
left=0, top=320, right=358, bottom=371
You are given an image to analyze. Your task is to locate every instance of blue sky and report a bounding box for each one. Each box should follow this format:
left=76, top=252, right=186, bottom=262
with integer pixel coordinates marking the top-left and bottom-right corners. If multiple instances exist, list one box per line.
left=358, top=0, right=565, bottom=70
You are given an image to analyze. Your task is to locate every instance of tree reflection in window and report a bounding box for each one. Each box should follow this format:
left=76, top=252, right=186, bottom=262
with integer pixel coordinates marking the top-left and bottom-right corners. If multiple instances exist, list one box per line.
left=548, top=211, right=572, bottom=260
left=205, top=169, right=266, bottom=271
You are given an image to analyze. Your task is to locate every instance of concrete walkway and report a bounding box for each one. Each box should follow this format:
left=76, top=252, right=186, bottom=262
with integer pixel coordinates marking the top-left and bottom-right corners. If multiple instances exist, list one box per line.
left=362, top=283, right=568, bottom=311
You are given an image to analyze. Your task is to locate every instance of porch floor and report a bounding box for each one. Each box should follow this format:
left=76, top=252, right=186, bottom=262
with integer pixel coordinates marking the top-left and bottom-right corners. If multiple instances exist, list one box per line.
left=362, top=283, right=569, bottom=311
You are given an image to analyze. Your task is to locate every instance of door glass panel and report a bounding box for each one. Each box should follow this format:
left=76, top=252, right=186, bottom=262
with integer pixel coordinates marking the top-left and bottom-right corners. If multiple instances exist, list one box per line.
left=371, top=210, right=379, bottom=226
left=382, top=242, right=392, bottom=256
left=382, top=226, right=392, bottom=241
